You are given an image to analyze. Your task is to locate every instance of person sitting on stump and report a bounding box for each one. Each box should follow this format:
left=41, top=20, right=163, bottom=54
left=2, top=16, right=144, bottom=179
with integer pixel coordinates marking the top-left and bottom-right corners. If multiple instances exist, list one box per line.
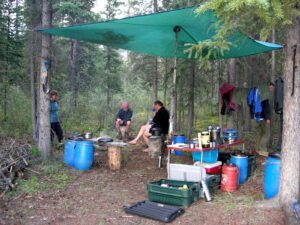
left=50, top=90, right=63, bottom=144
left=129, top=100, right=169, bottom=152
left=115, top=101, right=133, bottom=139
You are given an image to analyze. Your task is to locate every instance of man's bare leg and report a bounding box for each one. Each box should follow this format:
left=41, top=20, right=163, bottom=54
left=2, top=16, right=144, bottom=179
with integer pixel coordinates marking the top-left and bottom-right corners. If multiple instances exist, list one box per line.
left=120, top=126, right=126, bottom=140
left=128, top=124, right=151, bottom=144
left=115, top=120, right=121, bottom=132
left=125, top=121, right=131, bottom=132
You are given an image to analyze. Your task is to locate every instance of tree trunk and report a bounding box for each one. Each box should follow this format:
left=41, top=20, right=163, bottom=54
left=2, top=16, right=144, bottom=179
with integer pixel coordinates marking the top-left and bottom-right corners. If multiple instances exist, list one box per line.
left=28, top=0, right=41, bottom=143
left=173, top=87, right=178, bottom=132
left=270, top=27, right=276, bottom=146
left=69, top=40, right=78, bottom=108
left=227, top=58, right=235, bottom=128
left=38, top=0, right=52, bottom=159
left=177, top=89, right=183, bottom=131
left=163, top=58, right=169, bottom=104
left=169, top=30, right=179, bottom=135
left=30, top=33, right=38, bottom=142
left=170, top=60, right=177, bottom=134
left=152, top=57, right=158, bottom=101
left=153, top=0, right=158, bottom=11
left=105, top=47, right=112, bottom=107
left=151, top=0, right=158, bottom=102
left=228, top=58, right=235, bottom=85
left=187, top=60, right=195, bottom=140
left=218, top=61, right=223, bottom=130
left=271, top=27, right=276, bottom=83
left=279, top=12, right=300, bottom=225
left=211, top=64, right=215, bottom=116
left=4, top=3, right=11, bottom=122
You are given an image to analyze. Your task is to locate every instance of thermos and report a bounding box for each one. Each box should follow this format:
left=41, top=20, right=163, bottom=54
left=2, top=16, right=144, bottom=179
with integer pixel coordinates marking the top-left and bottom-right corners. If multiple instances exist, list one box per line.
left=201, top=179, right=213, bottom=202
left=158, top=155, right=162, bottom=168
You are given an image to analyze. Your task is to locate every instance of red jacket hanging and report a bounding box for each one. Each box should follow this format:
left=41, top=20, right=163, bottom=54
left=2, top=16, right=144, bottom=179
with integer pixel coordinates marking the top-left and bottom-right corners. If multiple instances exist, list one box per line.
left=219, top=83, right=236, bottom=115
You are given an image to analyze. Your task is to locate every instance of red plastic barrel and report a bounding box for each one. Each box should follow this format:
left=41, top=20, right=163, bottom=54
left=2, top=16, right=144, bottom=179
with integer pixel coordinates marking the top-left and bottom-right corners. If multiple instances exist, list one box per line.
left=221, top=165, right=238, bottom=192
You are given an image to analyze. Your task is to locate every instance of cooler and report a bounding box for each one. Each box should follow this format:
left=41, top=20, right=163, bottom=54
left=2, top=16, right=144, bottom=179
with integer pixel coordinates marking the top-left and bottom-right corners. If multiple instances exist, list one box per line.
left=194, top=161, right=222, bottom=174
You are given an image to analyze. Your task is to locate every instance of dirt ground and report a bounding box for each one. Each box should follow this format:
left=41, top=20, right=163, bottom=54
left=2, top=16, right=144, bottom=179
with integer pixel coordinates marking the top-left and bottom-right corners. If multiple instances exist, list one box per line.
left=0, top=145, right=285, bottom=225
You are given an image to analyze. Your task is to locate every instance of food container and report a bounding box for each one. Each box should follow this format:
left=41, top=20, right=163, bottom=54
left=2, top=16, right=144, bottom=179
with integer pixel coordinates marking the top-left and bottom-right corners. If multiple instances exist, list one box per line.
left=201, top=131, right=210, bottom=148
left=194, top=161, right=222, bottom=174
left=223, top=129, right=238, bottom=144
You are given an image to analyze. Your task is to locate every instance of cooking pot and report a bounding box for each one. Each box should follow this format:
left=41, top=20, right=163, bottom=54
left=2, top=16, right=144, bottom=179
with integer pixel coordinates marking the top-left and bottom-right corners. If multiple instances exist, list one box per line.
left=84, top=132, right=93, bottom=139
left=98, top=137, right=113, bottom=143
left=151, top=128, right=162, bottom=136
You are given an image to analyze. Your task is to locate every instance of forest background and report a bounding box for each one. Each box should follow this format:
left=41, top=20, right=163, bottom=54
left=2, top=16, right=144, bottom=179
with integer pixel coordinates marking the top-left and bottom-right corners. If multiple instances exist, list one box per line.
left=0, top=0, right=283, bottom=143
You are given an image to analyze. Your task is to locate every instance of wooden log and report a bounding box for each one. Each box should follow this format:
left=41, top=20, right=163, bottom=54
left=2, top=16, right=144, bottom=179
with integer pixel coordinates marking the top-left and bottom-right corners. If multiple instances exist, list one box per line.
left=148, top=136, right=162, bottom=158
left=107, top=146, right=121, bottom=171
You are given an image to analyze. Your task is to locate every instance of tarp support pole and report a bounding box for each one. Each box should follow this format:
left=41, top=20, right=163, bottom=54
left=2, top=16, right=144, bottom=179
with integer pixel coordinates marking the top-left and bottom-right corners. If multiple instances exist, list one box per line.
left=169, top=26, right=181, bottom=137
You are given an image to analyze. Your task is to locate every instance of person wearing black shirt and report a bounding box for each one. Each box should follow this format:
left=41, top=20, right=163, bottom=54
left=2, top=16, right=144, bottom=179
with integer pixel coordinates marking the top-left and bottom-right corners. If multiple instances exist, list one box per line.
left=128, top=101, right=169, bottom=151
left=151, top=102, right=170, bottom=135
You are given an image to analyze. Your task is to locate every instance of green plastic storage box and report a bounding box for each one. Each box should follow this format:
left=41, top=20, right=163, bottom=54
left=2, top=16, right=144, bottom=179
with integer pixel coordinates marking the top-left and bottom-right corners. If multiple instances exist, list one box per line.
left=199, top=174, right=220, bottom=198
left=147, top=179, right=200, bottom=208
left=206, top=174, right=221, bottom=192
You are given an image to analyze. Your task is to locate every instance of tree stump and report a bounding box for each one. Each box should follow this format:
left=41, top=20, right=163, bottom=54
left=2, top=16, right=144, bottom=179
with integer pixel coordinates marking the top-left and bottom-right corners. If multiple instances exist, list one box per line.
left=108, top=145, right=121, bottom=170
left=148, top=136, right=162, bottom=158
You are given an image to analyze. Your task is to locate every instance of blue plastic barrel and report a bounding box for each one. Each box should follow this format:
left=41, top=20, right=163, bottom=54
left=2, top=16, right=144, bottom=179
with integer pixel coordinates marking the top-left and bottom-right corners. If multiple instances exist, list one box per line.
left=74, top=140, right=94, bottom=171
left=192, top=149, right=218, bottom=163
left=264, top=156, right=280, bottom=199
left=230, top=155, right=248, bottom=185
left=64, top=139, right=77, bottom=167
left=173, top=135, right=186, bottom=156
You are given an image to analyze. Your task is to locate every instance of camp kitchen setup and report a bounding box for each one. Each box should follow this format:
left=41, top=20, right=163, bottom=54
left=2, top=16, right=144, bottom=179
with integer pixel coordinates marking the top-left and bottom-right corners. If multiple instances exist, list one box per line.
left=62, top=127, right=278, bottom=223
left=124, top=126, right=260, bottom=223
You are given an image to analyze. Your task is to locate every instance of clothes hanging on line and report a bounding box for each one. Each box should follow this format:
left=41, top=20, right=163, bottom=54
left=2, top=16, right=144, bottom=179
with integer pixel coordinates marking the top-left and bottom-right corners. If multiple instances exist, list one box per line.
left=261, top=99, right=271, bottom=120
left=247, top=87, right=262, bottom=123
left=219, top=83, right=235, bottom=115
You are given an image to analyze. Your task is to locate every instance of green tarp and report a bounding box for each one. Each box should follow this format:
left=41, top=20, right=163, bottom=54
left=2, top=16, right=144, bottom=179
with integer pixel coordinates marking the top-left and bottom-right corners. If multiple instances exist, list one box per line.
left=39, top=6, right=282, bottom=59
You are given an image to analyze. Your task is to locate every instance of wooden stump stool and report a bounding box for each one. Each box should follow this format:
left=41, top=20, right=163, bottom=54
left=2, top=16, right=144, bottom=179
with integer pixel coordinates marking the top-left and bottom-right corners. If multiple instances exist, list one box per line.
left=108, top=145, right=121, bottom=170
left=107, top=142, right=128, bottom=171
left=148, top=136, right=162, bottom=158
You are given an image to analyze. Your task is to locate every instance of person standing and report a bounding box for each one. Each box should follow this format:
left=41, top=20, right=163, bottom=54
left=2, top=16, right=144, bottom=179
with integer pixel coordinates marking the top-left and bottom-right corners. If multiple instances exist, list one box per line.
left=115, top=101, right=133, bottom=139
left=50, top=90, right=63, bottom=144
